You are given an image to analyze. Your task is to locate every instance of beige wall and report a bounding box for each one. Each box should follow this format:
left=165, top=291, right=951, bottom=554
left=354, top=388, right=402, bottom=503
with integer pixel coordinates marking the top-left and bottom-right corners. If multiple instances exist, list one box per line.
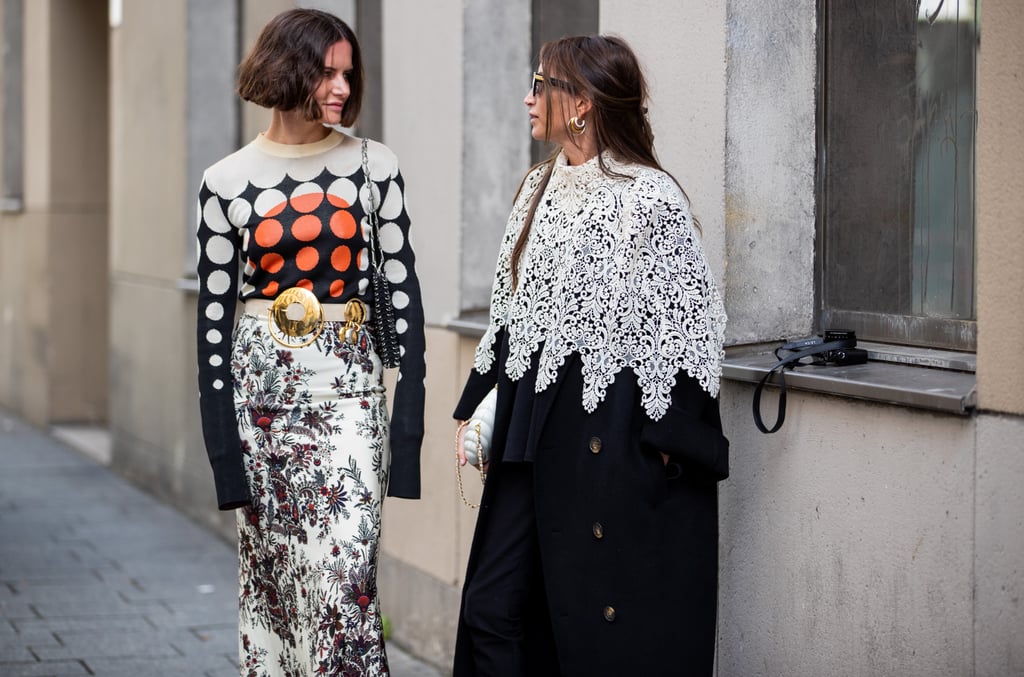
left=381, top=0, right=463, bottom=326
left=0, top=0, right=109, bottom=425
left=374, top=0, right=467, bottom=665
left=107, top=0, right=217, bottom=527
left=976, top=0, right=1024, bottom=416
left=600, top=0, right=729, bottom=281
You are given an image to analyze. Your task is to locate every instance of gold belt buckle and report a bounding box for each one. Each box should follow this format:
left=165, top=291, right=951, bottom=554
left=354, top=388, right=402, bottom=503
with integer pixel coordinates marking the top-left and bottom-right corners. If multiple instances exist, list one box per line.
left=268, top=287, right=324, bottom=348
left=340, top=298, right=367, bottom=344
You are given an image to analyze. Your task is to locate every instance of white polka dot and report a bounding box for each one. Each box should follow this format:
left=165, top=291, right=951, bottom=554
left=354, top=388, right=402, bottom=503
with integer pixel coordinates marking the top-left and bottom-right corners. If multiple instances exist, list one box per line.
left=379, top=180, right=403, bottom=220
left=392, top=290, right=409, bottom=309
left=254, top=189, right=287, bottom=217
left=209, top=355, right=223, bottom=366
left=207, top=270, right=231, bottom=295
left=360, top=182, right=381, bottom=215
left=328, top=178, right=358, bottom=207
left=240, top=282, right=255, bottom=296
left=202, top=197, right=231, bottom=233
left=384, top=259, right=407, bottom=284
left=205, top=302, right=224, bottom=321
left=205, top=235, right=234, bottom=265
left=400, top=345, right=406, bottom=358
left=358, top=278, right=369, bottom=294
left=357, top=248, right=370, bottom=271
left=213, top=379, right=224, bottom=390
left=290, top=182, right=323, bottom=211
left=227, top=198, right=252, bottom=227
left=243, top=258, right=255, bottom=276
left=379, top=222, right=404, bottom=254
left=396, top=318, right=408, bottom=334
left=206, top=329, right=222, bottom=344
left=287, top=162, right=323, bottom=183
left=241, top=228, right=250, bottom=252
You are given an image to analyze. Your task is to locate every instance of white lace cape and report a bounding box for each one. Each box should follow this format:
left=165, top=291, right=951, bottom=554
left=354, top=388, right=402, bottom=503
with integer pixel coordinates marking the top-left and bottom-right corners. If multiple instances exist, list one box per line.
left=474, top=152, right=727, bottom=421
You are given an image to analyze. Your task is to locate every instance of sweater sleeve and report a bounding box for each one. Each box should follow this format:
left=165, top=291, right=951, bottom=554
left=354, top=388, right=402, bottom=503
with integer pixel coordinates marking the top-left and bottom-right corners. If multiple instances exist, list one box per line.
left=195, top=175, right=251, bottom=510
left=375, top=167, right=425, bottom=500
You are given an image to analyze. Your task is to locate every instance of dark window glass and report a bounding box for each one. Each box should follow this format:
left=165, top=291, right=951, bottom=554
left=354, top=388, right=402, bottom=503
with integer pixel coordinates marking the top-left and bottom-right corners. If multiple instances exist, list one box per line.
left=818, top=0, right=978, bottom=350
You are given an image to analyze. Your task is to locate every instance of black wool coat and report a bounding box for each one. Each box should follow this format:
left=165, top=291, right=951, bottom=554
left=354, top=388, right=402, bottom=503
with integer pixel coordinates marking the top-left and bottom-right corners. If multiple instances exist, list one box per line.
left=452, top=331, right=729, bottom=677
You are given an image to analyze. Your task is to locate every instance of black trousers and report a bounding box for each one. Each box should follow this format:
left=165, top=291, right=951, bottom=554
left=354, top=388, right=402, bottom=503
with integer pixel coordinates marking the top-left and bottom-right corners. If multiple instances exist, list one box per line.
left=459, top=462, right=555, bottom=677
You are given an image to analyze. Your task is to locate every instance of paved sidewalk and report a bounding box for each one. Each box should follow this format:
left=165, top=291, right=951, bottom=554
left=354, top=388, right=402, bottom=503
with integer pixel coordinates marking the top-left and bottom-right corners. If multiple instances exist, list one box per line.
left=0, top=411, right=443, bottom=677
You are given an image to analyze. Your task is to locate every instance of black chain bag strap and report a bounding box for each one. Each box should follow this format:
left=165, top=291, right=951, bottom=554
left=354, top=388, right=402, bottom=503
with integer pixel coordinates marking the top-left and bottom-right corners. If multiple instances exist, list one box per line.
left=361, top=138, right=401, bottom=368
left=752, top=333, right=863, bottom=433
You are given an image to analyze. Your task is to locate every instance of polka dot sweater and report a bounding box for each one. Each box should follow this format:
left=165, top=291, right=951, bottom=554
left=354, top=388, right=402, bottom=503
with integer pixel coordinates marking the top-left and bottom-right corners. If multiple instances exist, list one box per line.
left=196, top=130, right=425, bottom=510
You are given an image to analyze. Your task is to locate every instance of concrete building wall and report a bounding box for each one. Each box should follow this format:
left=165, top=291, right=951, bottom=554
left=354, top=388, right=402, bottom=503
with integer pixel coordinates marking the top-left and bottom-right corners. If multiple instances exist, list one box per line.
left=976, top=0, right=1024, bottom=416
left=0, top=0, right=109, bottom=425
left=972, top=3, right=1024, bottom=674
left=601, top=0, right=729, bottom=284
left=107, top=0, right=204, bottom=522
left=718, top=386, right=977, bottom=674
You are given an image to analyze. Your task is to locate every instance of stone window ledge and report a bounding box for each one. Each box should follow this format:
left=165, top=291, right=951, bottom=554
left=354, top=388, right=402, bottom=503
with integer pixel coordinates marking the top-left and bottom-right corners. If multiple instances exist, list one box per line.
left=723, top=341, right=976, bottom=415
left=446, top=311, right=977, bottom=416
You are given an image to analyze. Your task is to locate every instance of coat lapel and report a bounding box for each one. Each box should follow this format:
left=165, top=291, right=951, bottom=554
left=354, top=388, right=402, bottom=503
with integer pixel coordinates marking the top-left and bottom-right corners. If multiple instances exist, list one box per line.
left=524, top=352, right=579, bottom=456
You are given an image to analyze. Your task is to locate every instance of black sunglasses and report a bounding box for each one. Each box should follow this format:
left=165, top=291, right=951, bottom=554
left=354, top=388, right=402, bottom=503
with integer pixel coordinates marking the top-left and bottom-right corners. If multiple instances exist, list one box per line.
left=531, top=72, right=568, bottom=97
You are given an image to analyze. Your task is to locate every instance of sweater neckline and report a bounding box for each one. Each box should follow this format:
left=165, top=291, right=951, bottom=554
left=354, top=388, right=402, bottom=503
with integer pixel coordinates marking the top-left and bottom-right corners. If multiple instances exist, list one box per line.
left=253, top=128, right=345, bottom=158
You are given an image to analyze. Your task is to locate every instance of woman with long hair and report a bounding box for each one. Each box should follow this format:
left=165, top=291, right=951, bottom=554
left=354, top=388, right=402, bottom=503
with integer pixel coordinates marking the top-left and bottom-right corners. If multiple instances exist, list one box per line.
left=453, top=34, right=728, bottom=676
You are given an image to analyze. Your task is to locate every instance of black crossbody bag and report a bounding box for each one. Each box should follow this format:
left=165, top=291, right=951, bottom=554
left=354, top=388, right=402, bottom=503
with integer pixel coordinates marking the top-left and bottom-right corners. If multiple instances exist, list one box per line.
left=752, top=330, right=868, bottom=433
left=361, top=138, right=401, bottom=368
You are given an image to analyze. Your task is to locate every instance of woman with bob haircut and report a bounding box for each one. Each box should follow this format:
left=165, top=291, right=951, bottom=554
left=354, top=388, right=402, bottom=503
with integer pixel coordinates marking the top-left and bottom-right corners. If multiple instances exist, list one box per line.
left=195, top=8, right=425, bottom=675
left=452, top=34, right=729, bottom=676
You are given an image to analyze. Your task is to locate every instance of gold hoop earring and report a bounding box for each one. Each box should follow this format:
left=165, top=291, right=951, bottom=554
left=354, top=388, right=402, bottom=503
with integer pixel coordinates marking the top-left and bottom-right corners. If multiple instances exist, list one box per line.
left=568, top=116, right=586, bottom=135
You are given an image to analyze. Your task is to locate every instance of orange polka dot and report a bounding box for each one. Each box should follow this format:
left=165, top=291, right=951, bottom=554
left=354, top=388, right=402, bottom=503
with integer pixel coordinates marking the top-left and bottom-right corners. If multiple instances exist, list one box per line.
left=330, top=211, right=357, bottom=239
left=329, top=279, right=345, bottom=297
left=260, top=253, right=284, bottom=273
left=291, top=191, right=324, bottom=213
left=356, top=249, right=367, bottom=269
left=262, top=281, right=279, bottom=297
left=327, top=194, right=350, bottom=208
left=255, top=219, right=283, bottom=247
left=296, top=279, right=314, bottom=291
left=296, top=246, right=320, bottom=271
left=292, top=214, right=323, bottom=242
left=331, top=245, right=352, bottom=272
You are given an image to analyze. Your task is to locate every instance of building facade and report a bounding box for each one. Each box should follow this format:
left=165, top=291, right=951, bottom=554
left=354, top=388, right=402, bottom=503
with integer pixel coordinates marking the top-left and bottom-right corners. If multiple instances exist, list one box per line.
left=1, top=0, right=1021, bottom=673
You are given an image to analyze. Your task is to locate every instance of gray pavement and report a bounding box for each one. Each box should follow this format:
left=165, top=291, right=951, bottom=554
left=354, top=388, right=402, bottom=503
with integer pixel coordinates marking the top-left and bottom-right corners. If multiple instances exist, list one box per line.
left=0, top=410, right=443, bottom=677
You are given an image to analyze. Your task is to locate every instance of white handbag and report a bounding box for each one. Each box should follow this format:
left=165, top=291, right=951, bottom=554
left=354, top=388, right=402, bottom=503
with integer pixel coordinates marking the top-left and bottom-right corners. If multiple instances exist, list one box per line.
left=460, top=386, right=497, bottom=467
left=455, top=386, right=497, bottom=509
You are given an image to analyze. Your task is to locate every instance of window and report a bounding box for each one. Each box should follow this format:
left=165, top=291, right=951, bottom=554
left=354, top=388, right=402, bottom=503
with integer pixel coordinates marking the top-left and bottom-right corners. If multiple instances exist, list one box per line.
left=817, top=0, right=978, bottom=351
left=2, top=0, right=24, bottom=213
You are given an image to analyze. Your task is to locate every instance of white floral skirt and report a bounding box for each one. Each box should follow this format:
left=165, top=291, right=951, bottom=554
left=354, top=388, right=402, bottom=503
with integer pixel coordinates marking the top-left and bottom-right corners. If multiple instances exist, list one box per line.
left=231, top=312, right=391, bottom=676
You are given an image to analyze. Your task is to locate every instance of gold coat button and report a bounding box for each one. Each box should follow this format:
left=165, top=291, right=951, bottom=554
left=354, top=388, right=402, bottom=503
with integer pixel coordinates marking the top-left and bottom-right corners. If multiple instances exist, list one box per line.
left=592, top=522, right=604, bottom=539
left=589, top=437, right=602, bottom=454
left=603, top=606, right=616, bottom=622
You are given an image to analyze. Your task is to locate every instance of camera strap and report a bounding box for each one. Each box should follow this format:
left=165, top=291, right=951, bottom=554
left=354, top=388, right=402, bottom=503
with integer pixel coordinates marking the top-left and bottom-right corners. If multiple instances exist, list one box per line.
left=752, top=337, right=857, bottom=434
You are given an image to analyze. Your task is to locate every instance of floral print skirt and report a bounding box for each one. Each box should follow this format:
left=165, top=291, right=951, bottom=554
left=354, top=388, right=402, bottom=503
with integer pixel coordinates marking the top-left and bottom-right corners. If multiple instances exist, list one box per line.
left=231, top=312, right=391, bottom=676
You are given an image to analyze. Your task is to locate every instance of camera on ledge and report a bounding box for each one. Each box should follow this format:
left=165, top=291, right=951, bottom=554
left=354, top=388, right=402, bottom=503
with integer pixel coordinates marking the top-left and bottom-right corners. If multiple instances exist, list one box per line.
left=819, top=329, right=868, bottom=365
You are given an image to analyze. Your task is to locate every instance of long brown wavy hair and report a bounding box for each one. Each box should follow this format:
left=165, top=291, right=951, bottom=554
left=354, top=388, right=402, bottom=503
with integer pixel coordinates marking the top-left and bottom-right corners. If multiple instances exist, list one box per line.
left=510, top=34, right=696, bottom=288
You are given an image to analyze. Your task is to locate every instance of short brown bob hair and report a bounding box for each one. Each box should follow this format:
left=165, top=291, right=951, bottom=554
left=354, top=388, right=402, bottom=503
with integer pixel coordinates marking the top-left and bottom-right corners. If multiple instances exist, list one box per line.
left=237, top=8, right=363, bottom=127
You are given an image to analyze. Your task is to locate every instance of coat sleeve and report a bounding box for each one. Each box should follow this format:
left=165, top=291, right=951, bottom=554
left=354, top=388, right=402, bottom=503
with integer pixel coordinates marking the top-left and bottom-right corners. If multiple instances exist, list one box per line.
left=453, top=329, right=503, bottom=420
left=639, top=374, right=729, bottom=481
